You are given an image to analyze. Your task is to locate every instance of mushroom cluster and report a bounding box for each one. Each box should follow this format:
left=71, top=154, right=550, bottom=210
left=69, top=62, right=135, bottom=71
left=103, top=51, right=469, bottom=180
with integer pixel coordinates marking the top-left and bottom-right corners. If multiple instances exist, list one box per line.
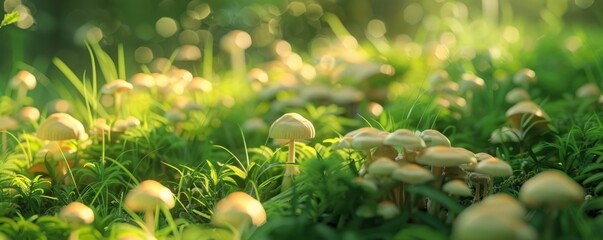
left=332, top=127, right=513, bottom=218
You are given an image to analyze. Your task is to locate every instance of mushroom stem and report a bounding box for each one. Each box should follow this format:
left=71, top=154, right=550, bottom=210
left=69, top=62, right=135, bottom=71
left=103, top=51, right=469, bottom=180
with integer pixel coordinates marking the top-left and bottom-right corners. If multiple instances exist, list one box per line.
left=114, top=92, right=122, bottom=119
left=473, top=182, right=481, bottom=203
left=428, top=166, right=444, bottom=215
left=16, top=85, right=28, bottom=109
left=281, top=139, right=298, bottom=191
left=68, top=230, right=79, bottom=240
left=144, top=207, right=156, bottom=239
left=231, top=49, right=246, bottom=82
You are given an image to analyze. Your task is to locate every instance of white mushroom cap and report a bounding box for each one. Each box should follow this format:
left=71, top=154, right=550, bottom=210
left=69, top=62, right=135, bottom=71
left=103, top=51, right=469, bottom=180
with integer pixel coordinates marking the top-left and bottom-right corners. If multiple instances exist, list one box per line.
left=101, top=80, right=134, bottom=94
left=505, top=101, right=550, bottom=130
left=490, top=127, right=523, bottom=144
left=513, top=68, right=537, bottom=86
left=10, top=70, right=37, bottom=90
left=125, top=180, right=175, bottom=212
left=416, top=146, right=475, bottom=167
left=576, top=82, right=600, bottom=99
left=37, top=113, right=88, bottom=141
left=519, top=170, right=584, bottom=209
left=505, top=88, right=531, bottom=104
left=442, top=179, right=472, bottom=196
left=475, top=157, right=513, bottom=177
left=384, top=129, right=426, bottom=151
left=269, top=113, right=315, bottom=140
left=212, top=191, right=267, bottom=227
left=368, top=157, right=398, bottom=176
left=419, top=129, right=451, bottom=147
left=60, top=202, right=94, bottom=225
left=391, top=163, right=434, bottom=184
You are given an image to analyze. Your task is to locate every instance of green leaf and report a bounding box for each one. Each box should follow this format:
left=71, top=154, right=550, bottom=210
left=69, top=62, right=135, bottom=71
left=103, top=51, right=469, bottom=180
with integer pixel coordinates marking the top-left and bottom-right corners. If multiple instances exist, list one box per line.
left=1, top=12, right=19, bottom=28
left=583, top=172, right=603, bottom=185
left=406, top=185, right=464, bottom=214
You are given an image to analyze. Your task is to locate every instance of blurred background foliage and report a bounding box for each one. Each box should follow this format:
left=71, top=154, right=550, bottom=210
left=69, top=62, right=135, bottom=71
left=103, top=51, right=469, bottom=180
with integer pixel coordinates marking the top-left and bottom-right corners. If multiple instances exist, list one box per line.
left=1, top=0, right=602, bottom=76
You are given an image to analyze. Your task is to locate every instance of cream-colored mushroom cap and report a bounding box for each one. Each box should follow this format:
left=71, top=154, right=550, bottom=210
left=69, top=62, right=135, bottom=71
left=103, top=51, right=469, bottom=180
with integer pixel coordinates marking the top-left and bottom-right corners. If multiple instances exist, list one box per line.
left=475, top=157, right=513, bottom=177
left=475, top=152, right=494, bottom=162
left=37, top=113, right=88, bottom=141
left=0, top=116, right=19, bottom=130
left=368, top=157, right=398, bottom=176
left=384, top=129, right=426, bottom=151
left=576, top=82, right=600, bottom=99
left=351, top=130, right=385, bottom=149
left=125, top=180, right=175, bottom=212
left=419, top=129, right=451, bottom=147
left=101, top=80, right=134, bottom=94
left=269, top=113, right=315, bottom=140
left=212, top=191, right=267, bottom=227
left=459, top=73, right=485, bottom=92
left=376, top=201, right=399, bottom=219
left=505, top=88, right=530, bottom=104
left=130, top=73, right=155, bottom=89
left=505, top=101, right=550, bottom=129
left=60, top=202, right=95, bottom=225
left=391, top=163, right=434, bottom=184
left=481, top=193, right=526, bottom=219
left=490, top=127, right=523, bottom=144
left=10, top=70, right=37, bottom=90
left=19, top=106, right=40, bottom=122
left=416, top=146, right=475, bottom=167
left=519, top=170, right=584, bottom=209
left=443, top=179, right=472, bottom=196
left=452, top=207, right=537, bottom=240
left=513, top=68, right=537, bottom=85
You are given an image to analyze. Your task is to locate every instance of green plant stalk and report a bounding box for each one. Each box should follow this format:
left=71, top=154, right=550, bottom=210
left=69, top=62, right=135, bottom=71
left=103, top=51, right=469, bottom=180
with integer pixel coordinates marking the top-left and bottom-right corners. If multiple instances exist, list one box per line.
left=1, top=131, right=7, bottom=157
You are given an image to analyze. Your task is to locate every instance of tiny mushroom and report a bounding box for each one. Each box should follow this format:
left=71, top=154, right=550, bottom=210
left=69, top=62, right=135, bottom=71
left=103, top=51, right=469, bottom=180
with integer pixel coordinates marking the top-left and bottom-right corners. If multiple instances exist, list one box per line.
left=519, top=170, right=584, bottom=209
left=101, top=80, right=134, bottom=118
left=505, top=88, right=531, bottom=104
left=383, top=129, right=426, bottom=163
left=125, top=180, right=175, bottom=238
left=212, top=191, right=267, bottom=233
left=576, top=82, right=600, bottom=99
left=60, top=201, right=95, bottom=240
left=269, top=113, right=315, bottom=191
left=0, top=116, right=19, bottom=155
left=505, top=100, right=550, bottom=131
left=10, top=70, right=37, bottom=108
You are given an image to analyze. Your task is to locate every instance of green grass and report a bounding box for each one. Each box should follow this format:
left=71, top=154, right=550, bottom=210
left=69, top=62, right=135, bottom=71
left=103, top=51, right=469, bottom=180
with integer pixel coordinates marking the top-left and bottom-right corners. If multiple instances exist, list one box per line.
left=1, top=2, right=603, bottom=240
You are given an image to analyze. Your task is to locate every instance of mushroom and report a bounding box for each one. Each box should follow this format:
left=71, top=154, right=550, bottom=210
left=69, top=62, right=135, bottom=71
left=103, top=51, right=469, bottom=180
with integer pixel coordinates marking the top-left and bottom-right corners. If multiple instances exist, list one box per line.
left=576, top=82, right=600, bottom=99
left=36, top=113, right=87, bottom=182
left=19, top=106, right=40, bottom=123
left=419, top=129, right=451, bottom=147
left=384, top=129, right=426, bottom=163
left=101, top=80, right=134, bottom=119
left=443, top=179, right=473, bottom=197
left=376, top=200, right=399, bottom=219
left=0, top=116, right=19, bottom=156
left=268, top=113, right=315, bottom=191
left=221, top=30, right=252, bottom=80
left=10, top=70, right=36, bottom=109
left=416, top=146, right=475, bottom=214
left=351, top=128, right=387, bottom=175
left=513, top=68, right=537, bottom=87
left=519, top=170, right=584, bottom=209
left=505, top=100, right=550, bottom=131
left=212, top=191, right=267, bottom=233
left=519, top=170, right=584, bottom=240
left=452, top=205, right=537, bottom=240
left=125, top=180, right=175, bottom=239
left=60, top=202, right=95, bottom=240
left=505, top=88, right=530, bottom=104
